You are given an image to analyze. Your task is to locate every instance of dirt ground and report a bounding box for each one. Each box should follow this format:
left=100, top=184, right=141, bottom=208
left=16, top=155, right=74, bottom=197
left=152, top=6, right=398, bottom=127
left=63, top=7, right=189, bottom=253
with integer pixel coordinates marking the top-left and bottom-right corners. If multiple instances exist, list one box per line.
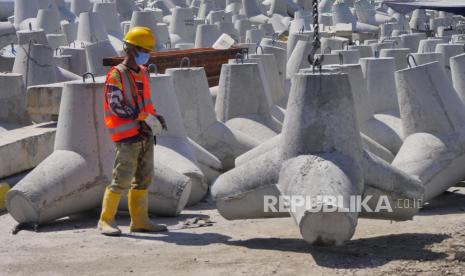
left=1, top=187, right=465, bottom=276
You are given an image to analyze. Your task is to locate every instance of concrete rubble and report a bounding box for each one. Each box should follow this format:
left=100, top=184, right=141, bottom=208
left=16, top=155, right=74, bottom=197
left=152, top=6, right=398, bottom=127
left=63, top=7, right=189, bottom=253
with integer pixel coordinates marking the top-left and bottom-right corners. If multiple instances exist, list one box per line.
left=0, top=0, right=464, bottom=249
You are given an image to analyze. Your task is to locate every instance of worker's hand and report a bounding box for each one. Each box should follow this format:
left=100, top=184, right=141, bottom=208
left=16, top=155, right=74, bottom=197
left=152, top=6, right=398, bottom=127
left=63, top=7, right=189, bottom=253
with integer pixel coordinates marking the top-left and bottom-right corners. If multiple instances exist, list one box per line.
left=156, top=115, right=168, bottom=131
left=137, top=111, right=149, bottom=121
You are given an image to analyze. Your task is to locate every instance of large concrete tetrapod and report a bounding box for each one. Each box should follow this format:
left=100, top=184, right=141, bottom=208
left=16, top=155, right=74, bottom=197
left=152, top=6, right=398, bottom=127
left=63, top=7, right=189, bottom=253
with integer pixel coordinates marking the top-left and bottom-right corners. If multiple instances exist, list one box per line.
left=6, top=77, right=192, bottom=224
left=166, top=67, right=259, bottom=169
left=14, top=0, right=39, bottom=30
left=85, top=40, right=118, bottom=76
left=169, top=7, right=196, bottom=45
left=0, top=73, right=30, bottom=127
left=216, top=62, right=282, bottom=141
left=195, top=24, right=220, bottom=48
left=242, top=0, right=269, bottom=24
left=333, top=1, right=379, bottom=33
left=450, top=53, right=465, bottom=106
left=93, top=1, right=123, bottom=40
left=13, top=41, right=79, bottom=87
left=149, top=73, right=209, bottom=206
left=354, top=0, right=395, bottom=26
left=277, top=72, right=364, bottom=246
left=6, top=78, right=114, bottom=224
left=359, top=57, right=403, bottom=153
left=394, top=61, right=465, bottom=201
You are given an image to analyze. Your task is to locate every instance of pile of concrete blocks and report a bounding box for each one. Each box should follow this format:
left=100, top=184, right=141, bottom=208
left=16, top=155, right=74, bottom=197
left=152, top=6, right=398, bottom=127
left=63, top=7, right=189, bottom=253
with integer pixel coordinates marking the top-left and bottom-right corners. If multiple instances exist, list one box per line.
left=1, top=0, right=465, bottom=247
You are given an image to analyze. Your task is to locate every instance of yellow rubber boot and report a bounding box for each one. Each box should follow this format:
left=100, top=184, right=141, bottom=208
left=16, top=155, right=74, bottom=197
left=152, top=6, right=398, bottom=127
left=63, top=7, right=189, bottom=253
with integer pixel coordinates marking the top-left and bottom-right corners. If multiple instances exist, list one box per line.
left=0, top=183, right=10, bottom=212
left=128, top=189, right=167, bottom=233
left=98, top=187, right=122, bottom=236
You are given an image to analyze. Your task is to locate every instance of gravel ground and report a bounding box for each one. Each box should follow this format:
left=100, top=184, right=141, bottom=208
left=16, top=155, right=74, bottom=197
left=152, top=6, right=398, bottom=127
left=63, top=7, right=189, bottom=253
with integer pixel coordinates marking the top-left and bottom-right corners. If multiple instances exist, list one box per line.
left=0, top=187, right=464, bottom=276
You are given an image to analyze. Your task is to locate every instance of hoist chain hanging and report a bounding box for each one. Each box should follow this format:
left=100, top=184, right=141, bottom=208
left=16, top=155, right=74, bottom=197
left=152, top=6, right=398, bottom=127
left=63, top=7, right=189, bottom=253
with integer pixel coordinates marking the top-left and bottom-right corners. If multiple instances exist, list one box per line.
left=307, top=0, right=323, bottom=72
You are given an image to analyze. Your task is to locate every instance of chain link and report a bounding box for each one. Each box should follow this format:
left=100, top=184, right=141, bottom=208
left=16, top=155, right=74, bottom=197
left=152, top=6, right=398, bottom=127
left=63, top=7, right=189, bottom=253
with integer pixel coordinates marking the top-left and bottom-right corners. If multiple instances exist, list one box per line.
left=308, top=0, right=323, bottom=71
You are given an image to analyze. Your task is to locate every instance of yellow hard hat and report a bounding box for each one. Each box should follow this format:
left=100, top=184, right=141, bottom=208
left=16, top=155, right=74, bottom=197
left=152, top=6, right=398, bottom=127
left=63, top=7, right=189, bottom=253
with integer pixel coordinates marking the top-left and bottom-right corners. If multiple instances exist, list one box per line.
left=123, top=27, right=155, bottom=51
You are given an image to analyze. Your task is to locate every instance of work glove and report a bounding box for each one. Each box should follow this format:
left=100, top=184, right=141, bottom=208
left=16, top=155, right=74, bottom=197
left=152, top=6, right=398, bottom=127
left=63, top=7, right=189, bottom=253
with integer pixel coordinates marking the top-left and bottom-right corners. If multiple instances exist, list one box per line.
left=156, top=115, right=168, bottom=131
left=144, top=114, right=167, bottom=136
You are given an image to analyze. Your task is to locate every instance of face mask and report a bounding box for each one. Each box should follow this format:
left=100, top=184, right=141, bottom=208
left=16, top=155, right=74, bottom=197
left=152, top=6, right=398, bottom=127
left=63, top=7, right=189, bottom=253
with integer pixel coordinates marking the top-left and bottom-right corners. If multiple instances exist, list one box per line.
left=135, top=51, right=150, bottom=65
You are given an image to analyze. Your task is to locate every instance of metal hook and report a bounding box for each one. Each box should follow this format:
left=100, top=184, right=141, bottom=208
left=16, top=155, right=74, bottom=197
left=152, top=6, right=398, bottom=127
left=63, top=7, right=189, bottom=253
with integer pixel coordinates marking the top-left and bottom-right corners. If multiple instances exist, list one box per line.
left=272, top=33, right=278, bottom=46
left=10, top=43, right=16, bottom=55
left=235, top=53, right=244, bottom=64
left=82, top=72, right=95, bottom=83
left=148, top=64, right=158, bottom=74
left=407, top=54, right=418, bottom=68
left=179, top=57, right=191, bottom=68
left=241, top=48, right=249, bottom=59
left=310, top=55, right=324, bottom=74
left=255, top=44, right=264, bottom=54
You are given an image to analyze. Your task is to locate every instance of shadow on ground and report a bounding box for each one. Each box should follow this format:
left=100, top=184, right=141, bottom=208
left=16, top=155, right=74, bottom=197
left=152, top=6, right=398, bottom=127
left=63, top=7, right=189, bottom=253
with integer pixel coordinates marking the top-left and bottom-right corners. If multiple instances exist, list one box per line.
left=226, top=233, right=450, bottom=269
left=419, top=189, right=465, bottom=216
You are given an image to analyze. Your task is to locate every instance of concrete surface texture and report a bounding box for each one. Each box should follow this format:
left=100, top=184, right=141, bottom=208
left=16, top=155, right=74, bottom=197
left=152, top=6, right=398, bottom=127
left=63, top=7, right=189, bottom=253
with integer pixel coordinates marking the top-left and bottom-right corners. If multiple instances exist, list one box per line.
left=166, top=66, right=259, bottom=170
left=1, top=1, right=465, bottom=269
left=394, top=61, right=465, bottom=201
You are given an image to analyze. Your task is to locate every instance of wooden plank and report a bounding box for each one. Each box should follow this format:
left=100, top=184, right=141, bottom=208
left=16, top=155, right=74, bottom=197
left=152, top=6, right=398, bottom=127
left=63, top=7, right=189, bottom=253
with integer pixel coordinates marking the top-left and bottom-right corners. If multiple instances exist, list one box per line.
left=102, top=47, right=247, bottom=87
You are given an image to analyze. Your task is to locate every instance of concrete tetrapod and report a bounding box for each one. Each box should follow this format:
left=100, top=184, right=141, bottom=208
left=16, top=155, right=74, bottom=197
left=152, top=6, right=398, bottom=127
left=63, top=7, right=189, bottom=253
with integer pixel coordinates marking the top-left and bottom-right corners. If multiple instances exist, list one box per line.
left=379, top=48, right=411, bottom=71
left=287, top=40, right=313, bottom=80
left=6, top=77, right=192, bottom=224
left=450, top=53, right=465, bottom=106
left=169, top=7, right=196, bottom=45
left=360, top=57, right=403, bottom=154
left=435, top=43, right=464, bottom=76
left=76, top=12, right=123, bottom=53
left=0, top=73, right=30, bottom=127
left=165, top=67, right=259, bottom=169
left=409, top=9, right=429, bottom=31
left=276, top=72, right=364, bottom=246
left=35, top=8, right=62, bottom=36
left=242, top=0, right=269, bottom=24
left=399, top=33, right=426, bottom=52
left=85, top=40, right=118, bottom=77
left=323, top=64, right=394, bottom=161
left=13, top=42, right=79, bottom=87
left=393, top=61, right=465, bottom=201
left=262, top=45, right=287, bottom=89
left=333, top=1, right=379, bottom=33
left=286, top=31, right=312, bottom=60
left=212, top=72, right=423, bottom=244
left=14, top=0, right=39, bottom=30
left=70, top=0, right=91, bottom=16
left=354, top=0, right=395, bottom=26
left=195, top=24, right=220, bottom=48
left=249, top=53, right=287, bottom=121
left=93, top=1, right=123, bottom=40
left=149, top=73, right=209, bottom=206
left=5, top=78, right=113, bottom=225
left=216, top=62, right=282, bottom=141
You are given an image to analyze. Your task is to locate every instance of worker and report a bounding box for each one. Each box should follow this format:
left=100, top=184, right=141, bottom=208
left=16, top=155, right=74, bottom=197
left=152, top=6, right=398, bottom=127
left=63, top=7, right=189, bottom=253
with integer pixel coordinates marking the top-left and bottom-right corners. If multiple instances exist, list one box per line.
left=98, top=26, right=168, bottom=236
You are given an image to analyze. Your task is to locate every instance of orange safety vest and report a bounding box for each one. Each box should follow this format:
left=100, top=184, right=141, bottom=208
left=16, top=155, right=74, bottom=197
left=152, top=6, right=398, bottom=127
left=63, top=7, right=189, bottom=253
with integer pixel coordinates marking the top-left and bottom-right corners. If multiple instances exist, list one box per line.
left=103, top=64, right=157, bottom=142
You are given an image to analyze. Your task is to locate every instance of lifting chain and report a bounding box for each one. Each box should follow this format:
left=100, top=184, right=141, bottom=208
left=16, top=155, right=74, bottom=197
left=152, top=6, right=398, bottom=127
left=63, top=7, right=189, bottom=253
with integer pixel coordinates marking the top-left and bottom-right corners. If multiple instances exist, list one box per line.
left=307, top=0, right=324, bottom=72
